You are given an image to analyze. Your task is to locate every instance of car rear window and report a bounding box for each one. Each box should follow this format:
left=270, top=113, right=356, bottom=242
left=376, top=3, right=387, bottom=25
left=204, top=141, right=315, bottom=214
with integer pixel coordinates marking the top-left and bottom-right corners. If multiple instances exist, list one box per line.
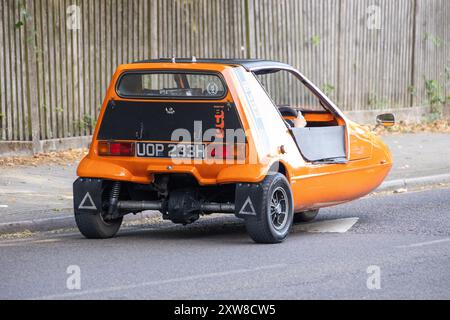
left=116, top=71, right=226, bottom=99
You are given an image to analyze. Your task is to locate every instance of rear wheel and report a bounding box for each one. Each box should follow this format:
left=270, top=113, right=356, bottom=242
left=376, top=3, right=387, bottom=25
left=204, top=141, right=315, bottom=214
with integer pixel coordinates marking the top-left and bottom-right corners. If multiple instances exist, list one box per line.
left=75, top=212, right=123, bottom=239
left=293, top=209, right=319, bottom=223
left=244, top=173, right=294, bottom=244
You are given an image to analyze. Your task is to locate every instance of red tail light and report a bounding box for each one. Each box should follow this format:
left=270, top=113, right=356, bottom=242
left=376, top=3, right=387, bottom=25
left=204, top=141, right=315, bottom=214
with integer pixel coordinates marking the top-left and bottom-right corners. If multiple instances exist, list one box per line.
left=98, top=141, right=135, bottom=156
left=209, top=144, right=246, bottom=160
left=210, top=145, right=228, bottom=158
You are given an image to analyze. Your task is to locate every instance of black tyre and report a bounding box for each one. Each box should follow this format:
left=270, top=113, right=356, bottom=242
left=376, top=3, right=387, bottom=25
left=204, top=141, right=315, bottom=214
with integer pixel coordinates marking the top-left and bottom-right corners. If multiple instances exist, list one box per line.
left=75, top=212, right=122, bottom=239
left=244, top=173, right=294, bottom=244
left=293, top=209, right=319, bottom=223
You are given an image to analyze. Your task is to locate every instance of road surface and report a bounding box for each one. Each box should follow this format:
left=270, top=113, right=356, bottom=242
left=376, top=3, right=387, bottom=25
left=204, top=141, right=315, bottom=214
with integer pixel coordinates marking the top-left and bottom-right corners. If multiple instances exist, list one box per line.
left=1, top=187, right=449, bottom=299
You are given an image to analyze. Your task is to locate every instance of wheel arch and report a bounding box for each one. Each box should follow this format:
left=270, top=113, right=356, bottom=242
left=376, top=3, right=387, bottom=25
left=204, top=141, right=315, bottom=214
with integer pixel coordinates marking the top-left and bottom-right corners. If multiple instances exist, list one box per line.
left=268, top=161, right=291, bottom=182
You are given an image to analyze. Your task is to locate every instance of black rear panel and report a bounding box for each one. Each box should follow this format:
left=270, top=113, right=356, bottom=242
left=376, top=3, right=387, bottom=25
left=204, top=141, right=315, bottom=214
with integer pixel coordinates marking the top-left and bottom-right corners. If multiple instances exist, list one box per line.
left=97, top=100, right=242, bottom=142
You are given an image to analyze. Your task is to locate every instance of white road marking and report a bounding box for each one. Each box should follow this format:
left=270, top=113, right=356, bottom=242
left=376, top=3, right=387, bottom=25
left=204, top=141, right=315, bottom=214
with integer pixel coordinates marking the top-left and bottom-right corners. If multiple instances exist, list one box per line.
left=396, top=238, right=450, bottom=248
left=0, top=205, right=8, bottom=208
left=293, top=217, right=359, bottom=233
left=0, top=190, right=71, bottom=196
left=0, top=238, right=63, bottom=247
left=0, top=189, right=35, bottom=194
left=32, top=263, right=286, bottom=300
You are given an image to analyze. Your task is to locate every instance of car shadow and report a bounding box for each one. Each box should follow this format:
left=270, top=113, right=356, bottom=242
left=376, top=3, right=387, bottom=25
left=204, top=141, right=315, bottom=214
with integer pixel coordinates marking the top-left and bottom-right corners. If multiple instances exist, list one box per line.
left=110, top=213, right=339, bottom=245
left=116, top=214, right=252, bottom=244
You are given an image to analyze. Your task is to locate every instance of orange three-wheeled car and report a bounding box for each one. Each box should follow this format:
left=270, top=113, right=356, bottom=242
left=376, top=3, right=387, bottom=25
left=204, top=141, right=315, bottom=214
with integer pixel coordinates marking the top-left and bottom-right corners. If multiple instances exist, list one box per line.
left=74, top=59, right=394, bottom=243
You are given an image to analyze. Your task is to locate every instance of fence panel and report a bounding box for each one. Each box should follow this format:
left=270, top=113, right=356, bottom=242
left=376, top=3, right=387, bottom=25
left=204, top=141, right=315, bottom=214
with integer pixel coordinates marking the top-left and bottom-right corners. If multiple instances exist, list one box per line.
left=0, top=0, right=449, bottom=142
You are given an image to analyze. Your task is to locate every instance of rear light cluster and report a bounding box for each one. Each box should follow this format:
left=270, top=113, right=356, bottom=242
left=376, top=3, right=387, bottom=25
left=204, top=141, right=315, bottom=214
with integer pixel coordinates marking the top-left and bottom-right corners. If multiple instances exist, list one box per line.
left=97, top=140, right=246, bottom=160
left=98, top=141, right=135, bottom=156
left=209, top=144, right=246, bottom=160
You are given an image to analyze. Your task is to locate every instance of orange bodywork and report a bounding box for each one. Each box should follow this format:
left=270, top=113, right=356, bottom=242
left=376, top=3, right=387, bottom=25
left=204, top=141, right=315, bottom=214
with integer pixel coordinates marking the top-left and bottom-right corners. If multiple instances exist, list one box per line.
left=77, top=61, right=392, bottom=212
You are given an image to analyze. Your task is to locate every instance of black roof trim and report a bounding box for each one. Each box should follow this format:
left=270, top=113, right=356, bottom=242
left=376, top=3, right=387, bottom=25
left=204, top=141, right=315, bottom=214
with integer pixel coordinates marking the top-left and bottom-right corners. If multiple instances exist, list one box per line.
left=132, top=58, right=292, bottom=72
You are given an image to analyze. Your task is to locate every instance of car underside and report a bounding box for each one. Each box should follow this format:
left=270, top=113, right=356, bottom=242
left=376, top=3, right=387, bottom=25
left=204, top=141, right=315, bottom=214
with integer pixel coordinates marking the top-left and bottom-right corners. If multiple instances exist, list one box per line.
left=97, top=174, right=237, bottom=225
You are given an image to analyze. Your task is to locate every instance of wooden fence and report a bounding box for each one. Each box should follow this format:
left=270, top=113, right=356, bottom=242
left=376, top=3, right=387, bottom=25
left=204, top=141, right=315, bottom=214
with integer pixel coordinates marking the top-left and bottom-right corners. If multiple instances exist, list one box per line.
left=0, top=0, right=449, bottom=144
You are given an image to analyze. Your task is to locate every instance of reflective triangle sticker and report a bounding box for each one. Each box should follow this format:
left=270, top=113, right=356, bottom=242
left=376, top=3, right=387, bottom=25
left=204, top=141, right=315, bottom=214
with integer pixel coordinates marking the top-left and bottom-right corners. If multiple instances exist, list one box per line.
left=239, top=196, right=257, bottom=215
left=78, top=192, right=97, bottom=210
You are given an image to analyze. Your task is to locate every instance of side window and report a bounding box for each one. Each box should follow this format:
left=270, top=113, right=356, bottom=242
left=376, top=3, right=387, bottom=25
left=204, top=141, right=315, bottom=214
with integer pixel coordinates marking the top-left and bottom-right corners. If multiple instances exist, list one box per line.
left=256, top=70, right=326, bottom=112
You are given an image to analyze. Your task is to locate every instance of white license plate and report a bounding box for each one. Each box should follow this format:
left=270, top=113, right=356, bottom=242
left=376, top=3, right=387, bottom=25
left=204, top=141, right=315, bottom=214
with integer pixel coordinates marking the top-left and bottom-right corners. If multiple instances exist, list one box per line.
left=136, top=142, right=206, bottom=159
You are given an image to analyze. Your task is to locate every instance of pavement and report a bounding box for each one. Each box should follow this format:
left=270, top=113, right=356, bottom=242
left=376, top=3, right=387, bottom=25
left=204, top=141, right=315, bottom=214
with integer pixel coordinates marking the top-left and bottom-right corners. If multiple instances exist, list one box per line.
left=382, top=133, right=450, bottom=180
left=0, top=133, right=449, bottom=234
left=0, top=187, right=449, bottom=299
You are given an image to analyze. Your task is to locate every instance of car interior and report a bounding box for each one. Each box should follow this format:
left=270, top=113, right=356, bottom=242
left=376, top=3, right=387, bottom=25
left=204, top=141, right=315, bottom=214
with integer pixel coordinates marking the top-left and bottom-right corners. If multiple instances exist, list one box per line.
left=255, top=69, right=347, bottom=163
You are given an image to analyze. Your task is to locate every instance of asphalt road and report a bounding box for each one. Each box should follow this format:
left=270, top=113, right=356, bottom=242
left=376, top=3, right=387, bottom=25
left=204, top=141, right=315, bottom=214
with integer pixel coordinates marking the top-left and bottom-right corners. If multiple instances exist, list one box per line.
left=1, top=187, right=449, bottom=300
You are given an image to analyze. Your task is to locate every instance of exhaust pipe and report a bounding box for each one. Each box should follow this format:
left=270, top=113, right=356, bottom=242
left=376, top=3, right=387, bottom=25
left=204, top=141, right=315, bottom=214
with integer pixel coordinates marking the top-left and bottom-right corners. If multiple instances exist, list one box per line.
left=117, top=200, right=235, bottom=213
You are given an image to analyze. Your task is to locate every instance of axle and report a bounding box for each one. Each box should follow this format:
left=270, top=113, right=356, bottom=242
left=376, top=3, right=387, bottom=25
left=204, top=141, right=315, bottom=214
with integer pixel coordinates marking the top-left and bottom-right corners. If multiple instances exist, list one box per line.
left=117, top=200, right=235, bottom=214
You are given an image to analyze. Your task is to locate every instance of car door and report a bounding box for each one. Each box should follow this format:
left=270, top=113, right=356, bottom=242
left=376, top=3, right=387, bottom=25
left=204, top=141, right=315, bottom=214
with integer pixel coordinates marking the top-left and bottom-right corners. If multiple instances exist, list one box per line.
left=254, top=68, right=373, bottom=210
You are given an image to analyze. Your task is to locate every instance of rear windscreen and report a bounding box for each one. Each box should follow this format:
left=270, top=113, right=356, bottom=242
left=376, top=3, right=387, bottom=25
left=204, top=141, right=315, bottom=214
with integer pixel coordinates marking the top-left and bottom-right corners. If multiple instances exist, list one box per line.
left=97, top=101, right=242, bottom=142
left=116, top=72, right=226, bottom=99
